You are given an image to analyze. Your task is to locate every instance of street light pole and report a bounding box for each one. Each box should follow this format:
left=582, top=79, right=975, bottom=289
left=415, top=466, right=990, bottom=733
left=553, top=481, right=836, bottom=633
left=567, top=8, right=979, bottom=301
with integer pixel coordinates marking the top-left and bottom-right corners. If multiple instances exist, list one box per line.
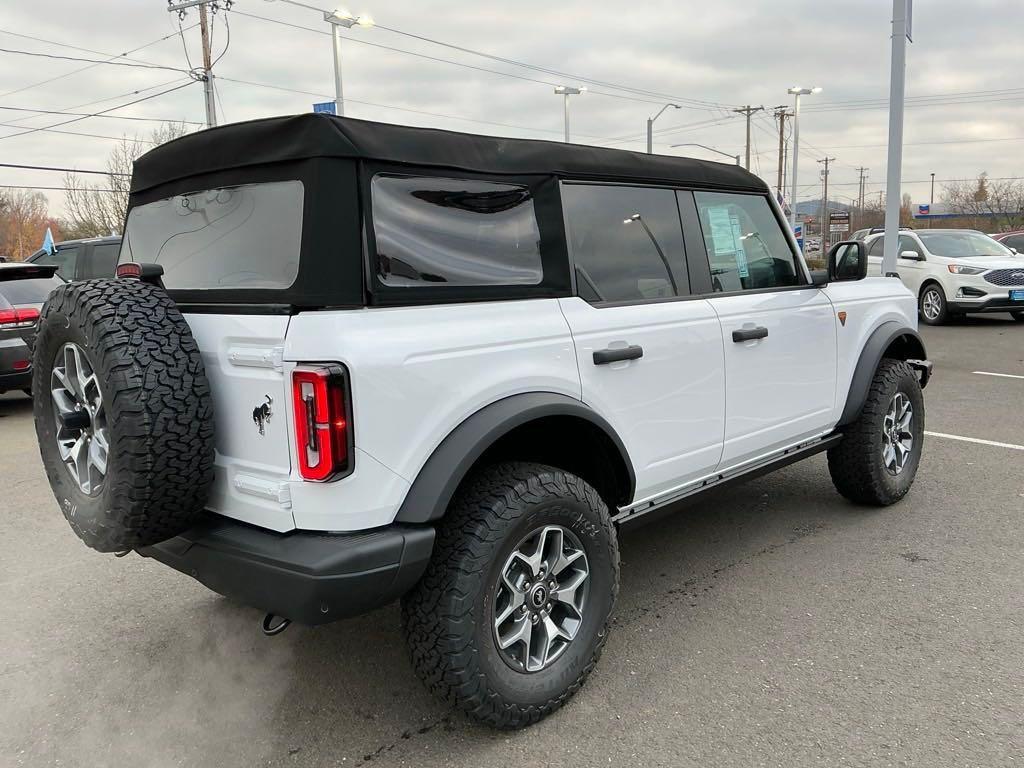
left=554, top=86, right=585, bottom=143
left=882, top=0, right=912, bottom=277
left=787, top=86, right=822, bottom=230
left=322, top=9, right=375, bottom=117
left=929, top=171, right=935, bottom=228
left=647, top=103, right=680, bottom=154
left=670, top=143, right=740, bottom=165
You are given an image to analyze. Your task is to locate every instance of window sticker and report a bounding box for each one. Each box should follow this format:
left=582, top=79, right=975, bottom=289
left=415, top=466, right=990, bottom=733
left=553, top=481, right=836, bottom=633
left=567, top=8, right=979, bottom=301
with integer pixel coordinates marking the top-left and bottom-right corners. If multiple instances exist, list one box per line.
left=707, top=205, right=749, bottom=278
left=729, top=212, right=749, bottom=278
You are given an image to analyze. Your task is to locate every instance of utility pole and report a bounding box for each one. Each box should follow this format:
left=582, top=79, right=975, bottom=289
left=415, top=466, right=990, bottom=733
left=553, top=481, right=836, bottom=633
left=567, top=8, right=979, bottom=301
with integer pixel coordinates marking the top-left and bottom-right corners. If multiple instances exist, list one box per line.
left=882, top=0, right=912, bottom=277
left=929, top=171, right=935, bottom=227
left=818, top=157, right=835, bottom=248
left=773, top=106, right=791, bottom=201
left=855, top=167, right=869, bottom=225
left=167, top=0, right=227, bottom=129
left=733, top=105, right=764, bottom=171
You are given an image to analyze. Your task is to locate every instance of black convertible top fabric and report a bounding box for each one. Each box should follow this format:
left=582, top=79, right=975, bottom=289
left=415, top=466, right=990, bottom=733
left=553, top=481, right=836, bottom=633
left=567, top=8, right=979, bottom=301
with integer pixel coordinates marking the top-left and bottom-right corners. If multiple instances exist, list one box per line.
left=131, top=113, right=768, bottom=194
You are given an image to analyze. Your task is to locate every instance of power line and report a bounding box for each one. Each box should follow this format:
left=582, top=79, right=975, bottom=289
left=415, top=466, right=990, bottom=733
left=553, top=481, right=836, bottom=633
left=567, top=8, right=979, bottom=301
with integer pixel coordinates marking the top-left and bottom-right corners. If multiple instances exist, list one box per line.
left=0, top=162, right=128, bottom=176
left=0, top=184, right=116, bottom=192
left=0, top=122, right=162, bottom=144
left=0, top=104, right=204, bottom=126
left=0, top=81, right=196, bottom=142
left=0, top=46, right=190, bottom=74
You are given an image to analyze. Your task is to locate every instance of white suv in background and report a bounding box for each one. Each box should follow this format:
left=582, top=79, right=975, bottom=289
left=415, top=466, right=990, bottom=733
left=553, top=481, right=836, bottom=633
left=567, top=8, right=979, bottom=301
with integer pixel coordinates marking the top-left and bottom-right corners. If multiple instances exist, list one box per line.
left=865, top=229, right=1024, bottom=324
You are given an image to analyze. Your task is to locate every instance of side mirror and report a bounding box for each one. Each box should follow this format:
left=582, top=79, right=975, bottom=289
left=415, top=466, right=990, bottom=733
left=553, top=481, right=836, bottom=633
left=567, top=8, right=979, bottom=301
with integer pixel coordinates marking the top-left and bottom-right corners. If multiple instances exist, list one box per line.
left=899, top=250, right=922, bottom=260
left=827, top=241, right=867, bottom=282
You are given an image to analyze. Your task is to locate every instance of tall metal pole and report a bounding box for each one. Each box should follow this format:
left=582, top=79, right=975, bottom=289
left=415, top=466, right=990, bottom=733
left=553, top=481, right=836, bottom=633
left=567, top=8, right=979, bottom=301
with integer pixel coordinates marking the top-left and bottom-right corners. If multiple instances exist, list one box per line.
left=563, top=92, right=570, bottom=143
left=647, top=104, right=680, bottom=154
left=929, top=171, right=935, bottom=227
left=331, top=25, right=345, bottom=116
left=198, top=2, right=217, bottom=128
left=882, top=0, right=911, bottom=276
left=789, top=93, right=802, bottom=230
left=818, top=157, right=835, bottom=248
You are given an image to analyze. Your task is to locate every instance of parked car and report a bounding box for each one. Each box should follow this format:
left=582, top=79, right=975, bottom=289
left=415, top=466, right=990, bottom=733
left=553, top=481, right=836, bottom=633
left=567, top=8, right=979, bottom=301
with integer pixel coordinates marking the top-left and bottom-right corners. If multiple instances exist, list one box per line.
left=0, top=263, right=62, bottom=396
left=852, top=226, right=912, bottom=242
left=31, top=114, right=931, bottom=728
left=991, top=230, right=1024, bottom=253
left=864, top=229, right=1024, bottom=324
left=26, top=235, right=121, bottom=282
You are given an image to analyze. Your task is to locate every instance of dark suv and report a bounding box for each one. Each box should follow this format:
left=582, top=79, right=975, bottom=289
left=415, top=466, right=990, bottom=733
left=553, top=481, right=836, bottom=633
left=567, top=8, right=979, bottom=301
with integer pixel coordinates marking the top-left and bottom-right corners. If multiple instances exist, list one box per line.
left=27, top=236, right=121, bottom=282
left=0, top=264, right=62, bottom=395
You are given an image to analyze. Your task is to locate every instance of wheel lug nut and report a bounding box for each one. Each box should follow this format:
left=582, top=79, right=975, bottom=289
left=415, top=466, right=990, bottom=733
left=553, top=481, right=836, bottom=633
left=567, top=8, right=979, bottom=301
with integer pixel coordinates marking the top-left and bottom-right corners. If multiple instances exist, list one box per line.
left=531, top=614, right=539, bottom=624
left=546, top=603, right=552, bottom=611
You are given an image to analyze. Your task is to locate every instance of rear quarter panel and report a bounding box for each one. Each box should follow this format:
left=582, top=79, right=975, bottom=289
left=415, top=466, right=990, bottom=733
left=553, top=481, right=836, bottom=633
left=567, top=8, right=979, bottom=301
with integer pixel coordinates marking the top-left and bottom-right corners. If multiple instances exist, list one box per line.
left=822, top=276, right=919, bottom=426
left=284, top=298, right=581, bottom=530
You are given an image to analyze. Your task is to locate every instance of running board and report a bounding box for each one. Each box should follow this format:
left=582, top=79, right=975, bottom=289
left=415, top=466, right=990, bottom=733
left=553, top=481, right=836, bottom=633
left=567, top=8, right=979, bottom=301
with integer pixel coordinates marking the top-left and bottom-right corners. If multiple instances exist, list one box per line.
left=612, top=433, right=843, bottom=528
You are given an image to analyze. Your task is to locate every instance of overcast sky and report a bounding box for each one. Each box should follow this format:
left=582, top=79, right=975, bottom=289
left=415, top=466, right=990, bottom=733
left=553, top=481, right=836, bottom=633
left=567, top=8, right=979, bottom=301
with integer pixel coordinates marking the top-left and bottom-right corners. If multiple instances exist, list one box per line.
left=2, top=0, right=1022, bottom=222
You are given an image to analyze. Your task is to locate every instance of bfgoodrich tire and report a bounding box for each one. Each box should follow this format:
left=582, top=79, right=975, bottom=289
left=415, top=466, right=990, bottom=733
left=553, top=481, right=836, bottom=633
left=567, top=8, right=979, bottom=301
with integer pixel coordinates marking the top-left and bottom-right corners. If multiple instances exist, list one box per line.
left=32, top=279, right=215, bottom=552
left=402, top=462, right=619, bottom=729
left=828, top=359, right=925, bottom=506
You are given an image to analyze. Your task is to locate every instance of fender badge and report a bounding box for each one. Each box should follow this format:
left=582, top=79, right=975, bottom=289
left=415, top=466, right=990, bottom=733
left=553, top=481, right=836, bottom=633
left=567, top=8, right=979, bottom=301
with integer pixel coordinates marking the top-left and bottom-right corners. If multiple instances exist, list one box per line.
left=837, top=311, right=848, bottom=326
left=253, top=395, right=273, bottom=436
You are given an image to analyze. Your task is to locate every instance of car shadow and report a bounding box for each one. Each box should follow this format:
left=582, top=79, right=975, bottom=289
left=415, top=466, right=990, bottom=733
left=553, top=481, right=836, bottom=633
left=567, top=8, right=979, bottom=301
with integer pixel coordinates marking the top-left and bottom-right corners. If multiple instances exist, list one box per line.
left=0, top=390, right=33, bottom=418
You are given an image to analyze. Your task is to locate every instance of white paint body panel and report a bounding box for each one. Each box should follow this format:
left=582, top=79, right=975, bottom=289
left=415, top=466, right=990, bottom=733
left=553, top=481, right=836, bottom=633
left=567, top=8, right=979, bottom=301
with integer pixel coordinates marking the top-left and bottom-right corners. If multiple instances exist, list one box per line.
left=557, top=296, right=725, bottom=501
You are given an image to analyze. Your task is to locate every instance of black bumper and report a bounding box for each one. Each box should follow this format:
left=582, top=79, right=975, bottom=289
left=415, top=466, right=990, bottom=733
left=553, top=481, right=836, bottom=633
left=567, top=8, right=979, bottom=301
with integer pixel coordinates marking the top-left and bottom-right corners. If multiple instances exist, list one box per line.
left=949, top=296, right=1024, bottom=313
left=139, top=515, right=435, bottom=625
left=0, top=369, right=31, bottom=393
left=0, top=338, right=32, bottom=392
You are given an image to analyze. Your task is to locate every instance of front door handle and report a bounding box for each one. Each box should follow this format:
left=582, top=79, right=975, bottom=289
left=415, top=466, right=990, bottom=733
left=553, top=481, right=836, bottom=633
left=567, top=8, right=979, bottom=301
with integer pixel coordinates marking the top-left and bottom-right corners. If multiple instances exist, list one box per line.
left=593, top=345, right=644, bottom=365
left=732, top=326, right=768, bottom=343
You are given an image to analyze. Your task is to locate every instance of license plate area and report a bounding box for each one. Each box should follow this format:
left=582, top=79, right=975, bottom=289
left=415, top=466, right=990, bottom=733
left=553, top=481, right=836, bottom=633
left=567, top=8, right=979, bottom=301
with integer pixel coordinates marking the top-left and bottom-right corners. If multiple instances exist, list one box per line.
left=1010, top=289, right=1024, bottom=302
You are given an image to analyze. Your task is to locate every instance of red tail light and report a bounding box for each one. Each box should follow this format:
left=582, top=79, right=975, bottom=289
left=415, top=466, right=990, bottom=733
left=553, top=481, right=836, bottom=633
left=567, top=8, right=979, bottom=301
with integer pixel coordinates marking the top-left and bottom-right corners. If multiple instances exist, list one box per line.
left=292, top=365, right=353, bottom=482
left=0, top=307, right=40, bottom=328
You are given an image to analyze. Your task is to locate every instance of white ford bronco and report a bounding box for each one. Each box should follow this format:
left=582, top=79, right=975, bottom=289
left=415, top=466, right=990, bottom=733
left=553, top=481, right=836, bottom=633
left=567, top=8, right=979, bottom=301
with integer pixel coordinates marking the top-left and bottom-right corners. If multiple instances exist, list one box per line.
left=32, top=114, right=931, bottom=728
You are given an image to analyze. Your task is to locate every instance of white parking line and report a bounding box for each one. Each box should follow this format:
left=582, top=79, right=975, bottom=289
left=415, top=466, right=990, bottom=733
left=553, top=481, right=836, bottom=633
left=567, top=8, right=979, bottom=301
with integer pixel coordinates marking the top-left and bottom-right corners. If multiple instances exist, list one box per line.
left=973, top=371, right=1024, bottom=380
left=925, top=431, right=1024, bottom=451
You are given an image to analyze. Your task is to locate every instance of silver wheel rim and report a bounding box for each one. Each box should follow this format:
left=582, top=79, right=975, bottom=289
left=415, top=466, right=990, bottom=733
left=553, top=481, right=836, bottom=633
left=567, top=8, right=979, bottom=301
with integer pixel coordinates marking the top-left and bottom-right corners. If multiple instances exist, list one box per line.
left=882, top=392, right=914, bottom=475
left=493, top=525, right=590, bottom=673
left=51, top=342, right=108, bottom=495
left=922, top=289, right=942, bottom=320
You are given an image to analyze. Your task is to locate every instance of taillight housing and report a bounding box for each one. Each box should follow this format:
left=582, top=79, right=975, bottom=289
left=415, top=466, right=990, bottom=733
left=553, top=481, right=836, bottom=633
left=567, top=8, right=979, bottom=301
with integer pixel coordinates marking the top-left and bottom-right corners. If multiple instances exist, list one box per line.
left=0, top=307, right=40, bottom=329
left=292, top=365, right=353, bottom=482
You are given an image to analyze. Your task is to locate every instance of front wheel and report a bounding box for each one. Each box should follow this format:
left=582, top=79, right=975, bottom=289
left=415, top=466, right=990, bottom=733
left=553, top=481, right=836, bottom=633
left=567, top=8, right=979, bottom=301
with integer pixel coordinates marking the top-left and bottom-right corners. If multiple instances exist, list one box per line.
left=919, top=284, right=949, bottom=325
left=401, top=462, right=619, bottom=729
left=828, top=359, right=925, bottom=506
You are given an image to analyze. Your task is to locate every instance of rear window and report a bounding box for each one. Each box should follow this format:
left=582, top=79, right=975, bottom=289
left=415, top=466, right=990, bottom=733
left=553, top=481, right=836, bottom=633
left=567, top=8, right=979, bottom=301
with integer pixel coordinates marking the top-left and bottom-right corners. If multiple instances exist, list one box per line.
left=0, top=276, right=62, bottom=304
left=119, top=181, right=304, bottom=289
left=371, top=174, right=543, bottom=287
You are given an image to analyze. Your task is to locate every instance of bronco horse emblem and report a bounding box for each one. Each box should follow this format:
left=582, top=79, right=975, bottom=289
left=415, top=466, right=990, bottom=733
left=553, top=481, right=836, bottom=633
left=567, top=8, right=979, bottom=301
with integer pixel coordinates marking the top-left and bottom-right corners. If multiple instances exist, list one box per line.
left=252, top=395, right=273, bottom=436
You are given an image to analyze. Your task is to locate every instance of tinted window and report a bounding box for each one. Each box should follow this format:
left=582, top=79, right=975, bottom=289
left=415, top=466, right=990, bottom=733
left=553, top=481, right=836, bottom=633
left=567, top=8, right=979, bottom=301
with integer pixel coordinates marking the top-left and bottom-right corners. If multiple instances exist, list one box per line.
left=120, top=181, right=304, bottom=289
left=87, top=242, right=120, bottom=278
left=34, top=246, right=78, bottom=281
left=562, top=184, right=687, bottom=303
left=694, top=191, right=799, bottom=292
left=0, top=276, right=62, bottom=304
left=1003, top=234, right=1024, bottom=251
left=898, top=235, right=923, bottom=257
left=867, top=237, right=884, bottom=257
left=372, top=175, right=543, bottom=287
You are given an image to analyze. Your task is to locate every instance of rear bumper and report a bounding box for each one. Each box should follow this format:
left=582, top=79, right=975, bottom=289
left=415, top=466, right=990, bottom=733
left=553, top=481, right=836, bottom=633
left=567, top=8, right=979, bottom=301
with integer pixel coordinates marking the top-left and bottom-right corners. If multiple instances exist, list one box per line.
left=139, top=515, right=435, bottom=625
left=0, top=369, right=31, bottom=392
left=0, top=337, right=32, bottom=391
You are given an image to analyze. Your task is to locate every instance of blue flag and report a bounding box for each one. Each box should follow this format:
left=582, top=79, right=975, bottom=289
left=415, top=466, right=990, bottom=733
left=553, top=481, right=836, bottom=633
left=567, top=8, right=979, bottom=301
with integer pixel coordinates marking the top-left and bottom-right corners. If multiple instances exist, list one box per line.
left=42, top=227, right=55, bottom=255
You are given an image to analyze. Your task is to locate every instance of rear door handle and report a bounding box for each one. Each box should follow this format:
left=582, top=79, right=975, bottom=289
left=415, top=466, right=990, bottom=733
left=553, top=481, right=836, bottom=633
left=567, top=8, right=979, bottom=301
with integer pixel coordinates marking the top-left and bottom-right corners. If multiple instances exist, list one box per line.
left=593, top=345, right=644, bottom=365
left=732, top=326, right=768, bottom=343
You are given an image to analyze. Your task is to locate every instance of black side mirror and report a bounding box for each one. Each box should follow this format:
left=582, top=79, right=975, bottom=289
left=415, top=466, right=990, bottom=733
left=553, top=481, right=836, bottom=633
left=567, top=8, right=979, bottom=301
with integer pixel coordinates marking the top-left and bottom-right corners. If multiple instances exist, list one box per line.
left=828, top=241, right=868, bottom=282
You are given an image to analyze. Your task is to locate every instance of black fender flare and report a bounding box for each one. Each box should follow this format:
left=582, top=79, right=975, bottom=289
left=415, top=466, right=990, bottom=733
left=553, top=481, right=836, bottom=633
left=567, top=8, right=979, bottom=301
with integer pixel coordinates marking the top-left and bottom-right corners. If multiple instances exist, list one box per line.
left=838, top=321, right=928, bottom=427
left=394, top=392, right=635, bottom=524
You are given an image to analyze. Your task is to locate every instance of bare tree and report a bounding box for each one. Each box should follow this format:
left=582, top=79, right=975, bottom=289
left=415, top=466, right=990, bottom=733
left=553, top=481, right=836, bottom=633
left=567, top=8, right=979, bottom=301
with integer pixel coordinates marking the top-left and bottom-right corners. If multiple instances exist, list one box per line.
left=0, top=189, right=55, bottom=261
left=942, top=173, right=1024, bottom=231
left=63, top=122, right=190, bottom=239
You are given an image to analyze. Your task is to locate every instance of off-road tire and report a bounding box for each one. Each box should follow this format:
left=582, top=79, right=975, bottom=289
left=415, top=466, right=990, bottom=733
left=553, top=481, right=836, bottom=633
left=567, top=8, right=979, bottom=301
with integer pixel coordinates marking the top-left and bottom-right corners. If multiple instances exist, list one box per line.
left=918, top=283, right=949, bottom=325
left=32, top=279, right=215, bottom=552
left=828, top=359, right=924, bottom=506
left=401, top=462, right=619, bottom=729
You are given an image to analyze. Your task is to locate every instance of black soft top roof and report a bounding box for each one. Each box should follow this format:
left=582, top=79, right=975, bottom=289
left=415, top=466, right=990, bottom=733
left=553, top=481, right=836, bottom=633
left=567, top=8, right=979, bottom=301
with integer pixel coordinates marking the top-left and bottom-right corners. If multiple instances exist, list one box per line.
left=131, top=113, right=767, bottom=195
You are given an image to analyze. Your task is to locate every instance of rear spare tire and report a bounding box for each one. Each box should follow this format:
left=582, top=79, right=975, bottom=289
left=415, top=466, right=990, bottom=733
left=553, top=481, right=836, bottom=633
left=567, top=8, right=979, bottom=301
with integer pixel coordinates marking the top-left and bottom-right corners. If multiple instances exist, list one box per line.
left=32, top=279, right=215, bottom=552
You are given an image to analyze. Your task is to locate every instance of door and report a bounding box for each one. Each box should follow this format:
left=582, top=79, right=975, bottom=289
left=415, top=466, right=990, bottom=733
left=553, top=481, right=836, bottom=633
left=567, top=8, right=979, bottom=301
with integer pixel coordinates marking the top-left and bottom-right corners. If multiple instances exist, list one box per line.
left=689, top=190, right=837, bottom=469
left=559, top=183, right=725, bottom=505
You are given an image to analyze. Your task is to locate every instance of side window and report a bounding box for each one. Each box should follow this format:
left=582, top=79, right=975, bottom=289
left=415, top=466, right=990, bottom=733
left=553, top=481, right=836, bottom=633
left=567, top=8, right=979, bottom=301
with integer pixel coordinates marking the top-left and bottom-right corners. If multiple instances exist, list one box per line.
left=562, top=184, right=688, bottom=303
left=899, top=235, right=923, bottom=258
left=867, top=237, right=885, bottom=257
left=371, top=174, right=543, bottom=287
left=35, top=246, right=78, bottom=280
left=87, top=242, right=120, bottom=278
left=1004, top=234, right=1024, bottom=251
left=693, top=192, right=799, bottom=292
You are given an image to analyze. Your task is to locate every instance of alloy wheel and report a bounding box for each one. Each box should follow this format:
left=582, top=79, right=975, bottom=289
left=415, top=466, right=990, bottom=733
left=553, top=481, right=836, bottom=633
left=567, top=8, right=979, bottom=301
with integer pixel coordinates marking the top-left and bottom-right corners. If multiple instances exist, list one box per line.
left=882, top=391, right=914, bottom=475
left=50, top=342, right=109, bottom=495
left=921, top=289, right=942, bottom=321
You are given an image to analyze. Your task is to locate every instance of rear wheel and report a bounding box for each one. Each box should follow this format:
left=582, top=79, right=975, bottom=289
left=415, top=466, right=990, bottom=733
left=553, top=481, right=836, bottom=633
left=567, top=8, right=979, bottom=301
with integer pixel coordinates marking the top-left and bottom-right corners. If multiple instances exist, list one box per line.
left=828, top=359, right=925, bottom=506
left=402, top=462, right=618, bottom=729
left=919, top=284, right=949, bottom=325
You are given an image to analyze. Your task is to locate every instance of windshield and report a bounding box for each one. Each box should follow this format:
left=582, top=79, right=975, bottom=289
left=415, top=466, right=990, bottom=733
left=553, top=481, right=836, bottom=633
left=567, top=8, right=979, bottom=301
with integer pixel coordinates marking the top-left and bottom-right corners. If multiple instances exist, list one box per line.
left=119, top=181, right=304, bottom=289
left=918, top=231, right=1012, bottom=258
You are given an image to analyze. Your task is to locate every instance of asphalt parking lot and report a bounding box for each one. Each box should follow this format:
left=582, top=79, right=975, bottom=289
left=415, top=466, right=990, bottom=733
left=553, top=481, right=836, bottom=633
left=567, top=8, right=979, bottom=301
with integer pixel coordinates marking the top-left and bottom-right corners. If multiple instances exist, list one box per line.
left=2, top=315, right=1022, bottom=768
